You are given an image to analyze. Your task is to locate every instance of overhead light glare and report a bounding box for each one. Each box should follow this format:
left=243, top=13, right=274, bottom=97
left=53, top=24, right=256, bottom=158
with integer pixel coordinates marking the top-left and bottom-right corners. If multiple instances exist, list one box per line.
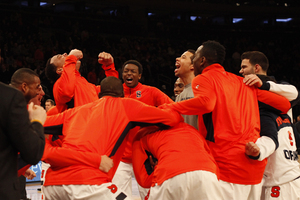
left=276, top=18, right=292, bottom=22
left=233, top=18, right=243, bottom=23
left=190, top=16, right=201, bottom=21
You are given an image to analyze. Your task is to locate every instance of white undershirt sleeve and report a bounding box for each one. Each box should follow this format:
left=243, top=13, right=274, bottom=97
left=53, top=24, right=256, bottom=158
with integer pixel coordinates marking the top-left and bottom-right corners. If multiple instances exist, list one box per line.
left=256, top=136, right=276, bottom=161
left=268, top=81, right=298, bottom=101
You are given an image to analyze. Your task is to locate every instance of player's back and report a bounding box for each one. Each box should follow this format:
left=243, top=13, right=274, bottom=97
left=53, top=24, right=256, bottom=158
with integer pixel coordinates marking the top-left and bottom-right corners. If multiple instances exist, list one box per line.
left=197, top=65, right=261, bottom=151
left=194, top=64, right=263, bottom=184
left=62, top=96, right=133, bottom=155
left=44, top=96, right=181, bottom=186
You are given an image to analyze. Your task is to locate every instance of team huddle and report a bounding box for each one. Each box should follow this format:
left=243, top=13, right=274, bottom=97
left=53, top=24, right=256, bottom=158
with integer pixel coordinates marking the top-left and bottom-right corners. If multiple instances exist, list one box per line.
left=2, top=40, right=300, bottom=200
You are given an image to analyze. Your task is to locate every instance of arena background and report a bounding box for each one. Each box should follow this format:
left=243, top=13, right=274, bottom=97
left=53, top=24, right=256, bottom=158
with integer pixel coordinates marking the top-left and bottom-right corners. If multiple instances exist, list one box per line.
left=1, top=0, right=300, bottom=118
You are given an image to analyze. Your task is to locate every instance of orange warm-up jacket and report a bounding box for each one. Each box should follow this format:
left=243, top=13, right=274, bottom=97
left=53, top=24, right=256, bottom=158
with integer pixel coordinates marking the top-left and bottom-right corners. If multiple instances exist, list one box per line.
left=163, top=64, right=291, bottom=185
left=53, top=55, right=119, bottom=113
left=132, top=122, right=219, bottom=188
left=121, top=83, right=173, bottom=163
left=42, top=96, right=182, bottom=186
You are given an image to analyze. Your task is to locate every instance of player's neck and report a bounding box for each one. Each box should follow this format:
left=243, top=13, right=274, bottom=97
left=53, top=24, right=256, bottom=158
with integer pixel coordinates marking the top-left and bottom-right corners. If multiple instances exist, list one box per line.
left=180, top=73, right=195, bottom=86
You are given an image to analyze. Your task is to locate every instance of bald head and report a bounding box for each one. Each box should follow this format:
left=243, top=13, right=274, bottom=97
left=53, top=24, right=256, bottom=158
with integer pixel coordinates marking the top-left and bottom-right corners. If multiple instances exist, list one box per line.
left=99, top=76, right=124, bottom=98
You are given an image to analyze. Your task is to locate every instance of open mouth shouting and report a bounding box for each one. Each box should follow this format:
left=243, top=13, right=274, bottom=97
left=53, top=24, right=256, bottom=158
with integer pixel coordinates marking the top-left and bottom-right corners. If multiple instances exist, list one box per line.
left=123, top=75, right=139, bottom=88
left=126, top=77, right=133, bottom=84
left=174, top=61, right=180, bottom=75
left=122, top=63, right=141, bottom=88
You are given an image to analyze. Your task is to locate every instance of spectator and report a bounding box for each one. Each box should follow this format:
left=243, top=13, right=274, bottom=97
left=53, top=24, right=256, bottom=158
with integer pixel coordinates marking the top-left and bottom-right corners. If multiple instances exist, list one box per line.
left=173, top=77, right=184, bottom=98
left=45, top=99, right=55, bottom=112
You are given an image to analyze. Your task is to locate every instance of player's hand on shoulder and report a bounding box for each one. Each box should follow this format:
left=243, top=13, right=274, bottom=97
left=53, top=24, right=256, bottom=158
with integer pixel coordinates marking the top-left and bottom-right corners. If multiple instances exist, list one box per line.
left=243, top=74, right=262, bottom=88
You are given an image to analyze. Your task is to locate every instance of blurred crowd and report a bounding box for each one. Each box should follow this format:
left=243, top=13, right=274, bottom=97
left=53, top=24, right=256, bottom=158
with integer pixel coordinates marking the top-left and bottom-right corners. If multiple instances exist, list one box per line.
left=1, top=3, right=300, bottom=118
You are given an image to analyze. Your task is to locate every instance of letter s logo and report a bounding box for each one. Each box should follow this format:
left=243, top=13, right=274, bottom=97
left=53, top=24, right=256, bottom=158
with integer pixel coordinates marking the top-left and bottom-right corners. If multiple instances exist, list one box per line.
left=271, top=186, right=280, bottom=197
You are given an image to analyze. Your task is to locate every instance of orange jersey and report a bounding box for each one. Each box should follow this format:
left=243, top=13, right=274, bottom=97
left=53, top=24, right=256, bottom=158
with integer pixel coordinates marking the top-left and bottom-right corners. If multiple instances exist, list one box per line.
left=123, top=83, right=173, bottom=106
left=43, top=96, right=182, bottom=186
left=164, top=64, right=291, bottom=184
left=46, top=106, right=59, bottom=116
left=53, top=55, right=118, bottom=113
left=132, top=122, right=218, bottom=188
left=121, top=83, right=173, bottom=163
left=42, top=105, right=63, bottom=158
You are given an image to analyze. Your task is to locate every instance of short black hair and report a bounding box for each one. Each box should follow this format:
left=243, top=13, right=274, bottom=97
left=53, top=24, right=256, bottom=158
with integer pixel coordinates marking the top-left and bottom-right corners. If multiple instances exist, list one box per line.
left=122, top=60, right=143, bottom=75
left=99, top=76, right=124, bottom=98
left=187, top=49, right=195, bottom=64
left=45, top=58, right=60, bottom=83
left=10, top=68, right=39, bottom=88
left=241, top=51, right=269, bottom=72
left=201, top=40, right=226, bottom=65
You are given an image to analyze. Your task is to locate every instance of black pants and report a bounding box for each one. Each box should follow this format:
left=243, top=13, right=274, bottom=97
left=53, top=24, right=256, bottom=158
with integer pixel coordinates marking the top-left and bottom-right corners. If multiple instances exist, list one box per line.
left=18, top=175, right=27, bottom=199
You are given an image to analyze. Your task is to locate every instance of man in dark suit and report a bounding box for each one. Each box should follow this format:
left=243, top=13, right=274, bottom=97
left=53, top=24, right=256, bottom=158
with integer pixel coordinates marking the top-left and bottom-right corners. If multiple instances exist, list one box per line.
left=10, top=68, right=46, bottom=200
left=0, top=71, right=46, bottom=199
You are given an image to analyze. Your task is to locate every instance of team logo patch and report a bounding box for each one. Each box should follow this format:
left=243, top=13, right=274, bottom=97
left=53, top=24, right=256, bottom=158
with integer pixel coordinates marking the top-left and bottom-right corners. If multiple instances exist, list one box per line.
left=107, top=184, right=127, bottom=200
left=271, top=186, right=280, bottom=197
left=136, top=91, right=141, bottom=98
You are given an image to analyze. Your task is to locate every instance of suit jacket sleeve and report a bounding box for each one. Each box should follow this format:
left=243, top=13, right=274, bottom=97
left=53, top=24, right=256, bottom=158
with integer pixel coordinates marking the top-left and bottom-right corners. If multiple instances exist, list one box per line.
left=8, top=90, right=45, bottom=165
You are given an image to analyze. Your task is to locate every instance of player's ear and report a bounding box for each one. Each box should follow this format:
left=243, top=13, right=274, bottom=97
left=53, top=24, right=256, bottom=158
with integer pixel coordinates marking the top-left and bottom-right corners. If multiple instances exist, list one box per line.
left=56, top=68, right=63, bottom=75
left=21, top=82, right=28, bottom=94
left=201, top=56, right=207, bottom=65
left=254, top=64, right=261, bottom=73
left=190, top=64, right=194, bottom=70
